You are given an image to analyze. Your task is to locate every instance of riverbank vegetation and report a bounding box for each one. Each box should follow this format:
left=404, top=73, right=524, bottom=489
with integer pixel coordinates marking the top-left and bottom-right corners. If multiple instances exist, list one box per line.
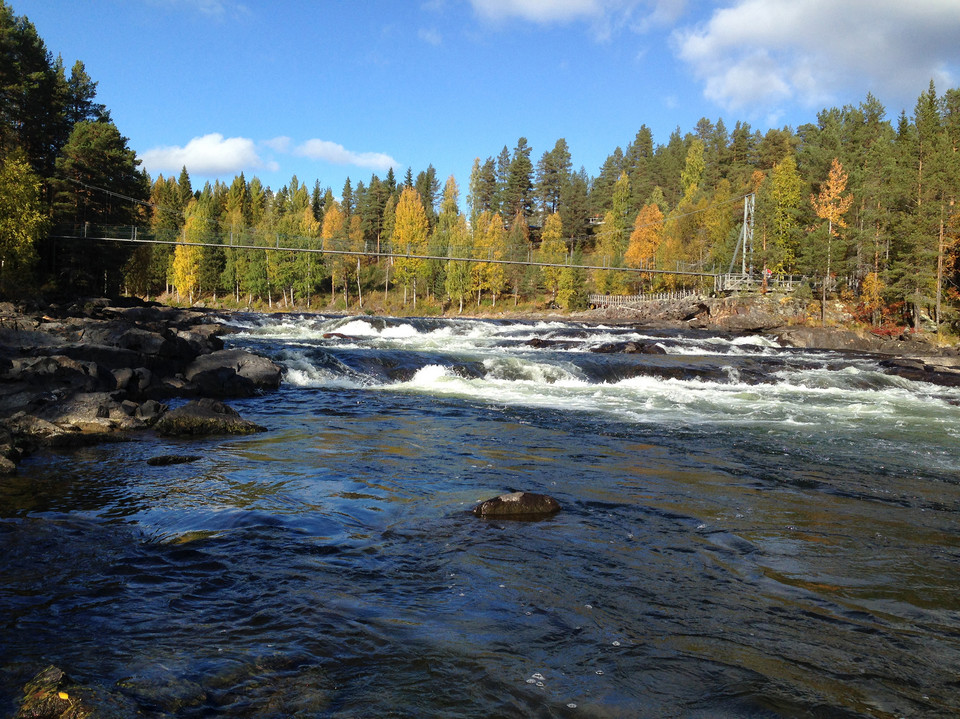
left=1, top=2, right=958, bottom=334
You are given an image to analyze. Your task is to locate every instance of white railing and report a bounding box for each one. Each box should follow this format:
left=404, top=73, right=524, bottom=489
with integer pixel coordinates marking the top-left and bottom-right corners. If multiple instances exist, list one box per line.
left=714, top=273, right=806, bottom=293
left=589, top=290, right=701, bottom=307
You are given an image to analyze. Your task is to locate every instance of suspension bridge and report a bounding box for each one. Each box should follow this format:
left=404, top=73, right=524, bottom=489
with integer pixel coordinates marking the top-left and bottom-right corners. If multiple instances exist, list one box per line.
left=49, top=183, right=805, bottom=300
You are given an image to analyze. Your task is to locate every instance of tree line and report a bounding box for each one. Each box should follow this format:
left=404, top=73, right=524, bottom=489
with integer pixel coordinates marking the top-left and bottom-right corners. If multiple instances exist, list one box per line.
left=1, top=2, right=958, bottom=328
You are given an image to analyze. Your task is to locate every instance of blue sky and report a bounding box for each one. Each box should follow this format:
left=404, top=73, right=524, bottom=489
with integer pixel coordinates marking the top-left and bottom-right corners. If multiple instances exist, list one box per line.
left=20, top=0, right=960, bottom=199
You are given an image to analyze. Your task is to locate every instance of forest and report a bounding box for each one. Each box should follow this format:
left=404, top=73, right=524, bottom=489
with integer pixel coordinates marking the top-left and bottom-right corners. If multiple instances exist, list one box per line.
left=1, top=2, right=958, bottom=330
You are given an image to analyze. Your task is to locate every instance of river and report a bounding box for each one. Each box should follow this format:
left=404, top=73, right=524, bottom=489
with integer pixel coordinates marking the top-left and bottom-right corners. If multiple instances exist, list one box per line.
left=2, top=314, right=959, bottom=717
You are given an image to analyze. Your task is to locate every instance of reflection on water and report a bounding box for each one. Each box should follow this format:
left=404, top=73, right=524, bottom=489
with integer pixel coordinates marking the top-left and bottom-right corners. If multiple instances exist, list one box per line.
left=2, top=315, right=960, bottom=717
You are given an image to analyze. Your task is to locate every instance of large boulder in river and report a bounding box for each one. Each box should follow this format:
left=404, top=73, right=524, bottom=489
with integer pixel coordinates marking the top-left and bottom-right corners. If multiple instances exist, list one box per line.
left=472, top=491, right=561, bottom=519
left=154, top=398, right=266, bottom=436
left=184, top=349, right=282, bottom=398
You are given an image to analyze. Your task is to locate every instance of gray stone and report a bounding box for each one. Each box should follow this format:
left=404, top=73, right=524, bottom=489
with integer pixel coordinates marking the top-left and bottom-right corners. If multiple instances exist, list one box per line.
left=185, top=349, right=282, bottom=397
left=136, top=399, right=167, bottom=424
left=112, top=367, right=134, bottom=391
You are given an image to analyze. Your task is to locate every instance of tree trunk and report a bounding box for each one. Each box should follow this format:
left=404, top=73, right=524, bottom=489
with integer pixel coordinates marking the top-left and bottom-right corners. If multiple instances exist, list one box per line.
left=822, top=219, right=832, bottom=326
left=356, top=258, right=363, bottom=308
left=384, top=262, right=390, bottom=307
left=936, top=205, right=945, bottom=329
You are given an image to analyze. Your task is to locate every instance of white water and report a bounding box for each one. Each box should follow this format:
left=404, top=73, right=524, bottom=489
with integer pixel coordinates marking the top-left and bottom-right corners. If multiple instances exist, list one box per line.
left=232, top=313, right=960, bottom=449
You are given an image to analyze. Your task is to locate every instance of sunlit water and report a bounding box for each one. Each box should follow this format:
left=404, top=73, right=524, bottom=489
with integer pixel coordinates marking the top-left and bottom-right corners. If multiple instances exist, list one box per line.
left=2, top=314, right=960, bottom=717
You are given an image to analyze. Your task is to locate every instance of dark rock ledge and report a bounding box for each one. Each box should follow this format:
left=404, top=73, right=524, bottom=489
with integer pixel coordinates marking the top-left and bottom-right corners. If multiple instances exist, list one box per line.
left=0, top=297, right=282, bottom=474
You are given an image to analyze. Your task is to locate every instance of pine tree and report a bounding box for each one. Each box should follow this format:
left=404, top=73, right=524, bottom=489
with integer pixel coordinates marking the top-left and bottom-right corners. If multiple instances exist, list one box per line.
left=494, top=146, right=510, bottom=214
left=64, top=60, right=107, bottom=126
left=591, top=147, right=624, bottom=215
left=414, top=164, right=440, bottom=228
left=341, top=177, right=354, bottom=217
left=503, top=137, right=534, bottom=222
left=558, top=168, right=591, bottom=248
left=535, top=138, right=572, bottom=221
left=624, top=125, right=655, bottom=215
left=50, top=120, right=147, bottom=294
left=0, top=5, right=66, bottom=175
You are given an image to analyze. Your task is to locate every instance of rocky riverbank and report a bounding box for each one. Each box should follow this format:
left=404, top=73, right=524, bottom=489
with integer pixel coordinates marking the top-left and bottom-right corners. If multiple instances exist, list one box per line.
left=0, top=297, right=281, bottom=475
left=579, top=295, right=960, bottom=385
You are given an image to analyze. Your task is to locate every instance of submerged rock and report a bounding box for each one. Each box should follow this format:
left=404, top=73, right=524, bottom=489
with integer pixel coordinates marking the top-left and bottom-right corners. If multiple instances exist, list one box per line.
left=15, top=665, right=92, bottom=719
left=146, top=454, right=203, bottom=466
left=154, top=398, right=266, bottom=436
left=472, top=491, right=561, bottom=519
left=590, top=341, right=666, bottom=355
left=15, top=664, right=147, bottom=719
left=14, top=665, right=125, bottom=719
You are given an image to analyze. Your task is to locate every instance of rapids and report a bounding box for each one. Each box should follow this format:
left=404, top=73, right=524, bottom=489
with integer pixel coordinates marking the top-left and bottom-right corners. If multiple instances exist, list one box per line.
left=2, top=313, right=959, bottom=717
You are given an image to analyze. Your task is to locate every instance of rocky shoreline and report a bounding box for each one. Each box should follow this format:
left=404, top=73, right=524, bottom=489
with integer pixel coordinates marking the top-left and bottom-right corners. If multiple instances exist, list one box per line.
left=1, top=294, right=958, bottom=477
left=0, top=297, right=281, bottom=476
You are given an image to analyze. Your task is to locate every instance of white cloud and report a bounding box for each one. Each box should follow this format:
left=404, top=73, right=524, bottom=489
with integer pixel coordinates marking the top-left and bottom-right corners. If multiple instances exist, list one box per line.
left=263, top=136, right=292, bottom=153
left=468, top=0, right=687, bottom=41
left=295, top=139, right=399, bottom=172
left=470, top=0, right=602, bottom=23
left=418, top=27, right=442, bottom=45
left=140, top=133, right=264, bottom=175
left=152, top=0, right=250, bottom=19
left=674, top=0, right=960, bottom=112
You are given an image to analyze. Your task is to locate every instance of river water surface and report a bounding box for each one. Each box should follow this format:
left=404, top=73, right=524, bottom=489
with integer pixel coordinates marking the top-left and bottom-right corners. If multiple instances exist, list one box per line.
left=2, top=314, right=960, bottom=717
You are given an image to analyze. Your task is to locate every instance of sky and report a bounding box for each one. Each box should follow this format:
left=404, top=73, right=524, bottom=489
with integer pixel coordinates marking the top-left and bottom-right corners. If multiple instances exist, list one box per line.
left=18, top=0, right=960, bottom=200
